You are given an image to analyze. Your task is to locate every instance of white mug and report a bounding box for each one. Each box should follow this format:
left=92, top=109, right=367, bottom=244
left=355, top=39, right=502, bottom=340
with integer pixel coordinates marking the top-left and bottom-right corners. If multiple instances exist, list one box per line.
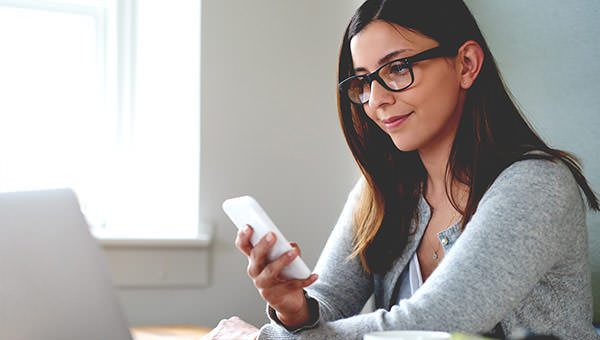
left=363, top=330, right=451, bottom=340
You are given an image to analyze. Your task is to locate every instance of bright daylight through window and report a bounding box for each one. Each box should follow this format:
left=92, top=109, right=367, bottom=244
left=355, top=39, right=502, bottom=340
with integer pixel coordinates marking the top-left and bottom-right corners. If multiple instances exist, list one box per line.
left=0, top=0, right=200, bottom=239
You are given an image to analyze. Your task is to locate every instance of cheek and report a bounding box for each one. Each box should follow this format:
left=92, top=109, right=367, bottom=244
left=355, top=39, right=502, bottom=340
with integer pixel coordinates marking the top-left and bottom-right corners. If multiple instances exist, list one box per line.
left=362, top=104, right=379, bottom=126
left=412, top=65, right=461, bottom=120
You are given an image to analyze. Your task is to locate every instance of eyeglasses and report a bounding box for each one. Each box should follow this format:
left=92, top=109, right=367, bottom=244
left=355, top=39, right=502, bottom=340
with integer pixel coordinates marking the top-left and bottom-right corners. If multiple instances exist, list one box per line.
left=338, top=45, right=457, bottom=105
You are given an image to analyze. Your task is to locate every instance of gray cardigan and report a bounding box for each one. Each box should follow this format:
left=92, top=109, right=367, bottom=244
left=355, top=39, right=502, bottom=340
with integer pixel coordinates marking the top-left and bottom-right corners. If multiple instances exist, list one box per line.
left=257, top=158, right=599, bottom=340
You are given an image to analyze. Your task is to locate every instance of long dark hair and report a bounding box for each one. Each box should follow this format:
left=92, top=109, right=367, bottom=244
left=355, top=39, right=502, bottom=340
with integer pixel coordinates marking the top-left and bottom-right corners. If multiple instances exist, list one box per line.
left=338, top=0, right=599, bottom=274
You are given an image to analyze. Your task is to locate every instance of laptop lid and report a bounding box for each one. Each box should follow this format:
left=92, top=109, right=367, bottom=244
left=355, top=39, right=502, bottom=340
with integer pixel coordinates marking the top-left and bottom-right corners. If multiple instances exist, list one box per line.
left=0, top=188, right=133, bottom=340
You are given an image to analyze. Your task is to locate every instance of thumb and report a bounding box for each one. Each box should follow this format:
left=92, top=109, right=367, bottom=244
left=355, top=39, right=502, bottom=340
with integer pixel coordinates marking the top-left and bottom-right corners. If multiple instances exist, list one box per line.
left=289, top=242, right=301, bottom=256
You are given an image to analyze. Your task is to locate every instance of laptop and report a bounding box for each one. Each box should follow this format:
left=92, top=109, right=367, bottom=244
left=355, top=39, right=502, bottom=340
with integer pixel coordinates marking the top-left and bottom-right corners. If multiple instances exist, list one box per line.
left=0, top=188, right=133, bottom=340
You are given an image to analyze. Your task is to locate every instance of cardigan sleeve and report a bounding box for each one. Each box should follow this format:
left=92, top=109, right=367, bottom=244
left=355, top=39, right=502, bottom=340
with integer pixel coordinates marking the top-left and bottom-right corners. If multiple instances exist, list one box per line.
left=258, top=158, right=585, bottom=340
left=262, top=177, right=374, bottom=331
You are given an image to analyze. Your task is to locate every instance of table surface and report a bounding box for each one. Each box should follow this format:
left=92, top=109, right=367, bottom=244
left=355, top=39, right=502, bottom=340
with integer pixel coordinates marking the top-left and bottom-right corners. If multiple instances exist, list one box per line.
left=130, top=325, right=600, bottom=339
left=131, top=325, right=211, bottom=340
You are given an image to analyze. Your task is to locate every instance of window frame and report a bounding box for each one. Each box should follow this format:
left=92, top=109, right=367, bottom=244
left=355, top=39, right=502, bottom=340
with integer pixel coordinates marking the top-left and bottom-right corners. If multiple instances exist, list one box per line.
left=0, top=0, right=211, bottom=286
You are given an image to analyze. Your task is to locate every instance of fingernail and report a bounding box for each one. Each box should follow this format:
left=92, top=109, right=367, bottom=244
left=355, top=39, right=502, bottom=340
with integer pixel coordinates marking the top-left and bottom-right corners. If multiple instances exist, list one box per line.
left=287, top=249, right=297, bottom=257
left=243, top=225, right=250, bottom=233
left=266, top=232, right=274, bottom=242
left=304, top=274, right=317, bottom=284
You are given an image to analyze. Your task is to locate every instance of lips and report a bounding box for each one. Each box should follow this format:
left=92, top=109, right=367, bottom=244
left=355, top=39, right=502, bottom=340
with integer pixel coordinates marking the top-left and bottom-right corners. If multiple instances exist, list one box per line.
left=381, top=112, right=413, bottom=129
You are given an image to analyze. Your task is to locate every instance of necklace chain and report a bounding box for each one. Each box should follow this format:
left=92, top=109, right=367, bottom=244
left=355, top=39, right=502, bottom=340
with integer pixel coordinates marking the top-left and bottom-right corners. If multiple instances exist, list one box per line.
left=429, top=210, right=460, bottom=261
left=423, top=182, right=468, bottom=264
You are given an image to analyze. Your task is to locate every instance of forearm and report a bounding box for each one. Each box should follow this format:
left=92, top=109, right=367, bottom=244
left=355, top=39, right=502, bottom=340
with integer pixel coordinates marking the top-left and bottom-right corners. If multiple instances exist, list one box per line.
left=267, top=290, right=321, bottom=332
left=275, top=299, right=310, bottom=328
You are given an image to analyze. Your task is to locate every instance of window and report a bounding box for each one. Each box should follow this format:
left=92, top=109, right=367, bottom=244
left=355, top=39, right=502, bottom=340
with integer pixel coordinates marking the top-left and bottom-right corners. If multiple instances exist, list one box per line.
left=0, top=0, right=200, bottom=239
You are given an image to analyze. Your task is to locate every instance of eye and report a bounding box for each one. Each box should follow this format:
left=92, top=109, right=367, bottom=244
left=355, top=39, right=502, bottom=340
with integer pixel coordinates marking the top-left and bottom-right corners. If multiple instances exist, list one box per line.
left=388, top=61, right=409, bottom=75
left=381, top=61, right=412, bottom=90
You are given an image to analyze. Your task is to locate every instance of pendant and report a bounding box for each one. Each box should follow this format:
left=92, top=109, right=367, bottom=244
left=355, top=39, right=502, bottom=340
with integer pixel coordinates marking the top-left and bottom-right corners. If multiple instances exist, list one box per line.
left=433, top=253, right=438, bottom=260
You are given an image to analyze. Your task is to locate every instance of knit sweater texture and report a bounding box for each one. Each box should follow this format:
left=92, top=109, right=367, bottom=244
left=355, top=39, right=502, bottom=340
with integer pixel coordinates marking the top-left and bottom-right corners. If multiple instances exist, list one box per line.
left=257, top=158, right=599, bottom=340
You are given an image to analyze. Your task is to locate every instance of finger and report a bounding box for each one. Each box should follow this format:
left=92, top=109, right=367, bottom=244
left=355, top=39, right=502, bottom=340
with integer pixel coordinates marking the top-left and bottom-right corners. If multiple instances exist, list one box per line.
left=254, top=247, right=299, bottom=288
left=301, top=273, right=318, bottom=287
left=289, top=242, right=301, bottom=256
left=247, top=232, right=276, bottom=278
left=200, top=326, right=220, bottom=340
left=280, top=273, right=318, bottom=291
left=235, top=225, right=253, bottom=256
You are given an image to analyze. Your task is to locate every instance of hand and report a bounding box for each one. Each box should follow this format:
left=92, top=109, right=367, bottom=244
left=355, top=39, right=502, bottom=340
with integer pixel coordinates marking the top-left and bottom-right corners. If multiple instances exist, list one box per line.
left=201, top=316, right=259, bottom=340
left=235, top=225, right=318, bottom=327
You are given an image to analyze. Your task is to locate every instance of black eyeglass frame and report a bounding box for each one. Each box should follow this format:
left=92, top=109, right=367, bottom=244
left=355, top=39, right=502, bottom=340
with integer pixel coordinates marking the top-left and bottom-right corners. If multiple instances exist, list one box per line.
left=338, top=45, right=458, bottom=104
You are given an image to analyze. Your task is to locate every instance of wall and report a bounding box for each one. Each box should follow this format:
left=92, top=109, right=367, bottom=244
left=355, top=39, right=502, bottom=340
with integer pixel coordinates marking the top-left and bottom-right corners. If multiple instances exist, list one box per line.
left=115, top=0, right=600, bottom=328
left=463, top=0, right=600, bottom=322
left=116, top=0, right=361, bottom=327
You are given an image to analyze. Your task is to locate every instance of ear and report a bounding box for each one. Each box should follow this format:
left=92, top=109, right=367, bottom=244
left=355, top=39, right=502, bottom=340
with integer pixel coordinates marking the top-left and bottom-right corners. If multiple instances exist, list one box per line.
left=456, top=40, right=484, bottom=90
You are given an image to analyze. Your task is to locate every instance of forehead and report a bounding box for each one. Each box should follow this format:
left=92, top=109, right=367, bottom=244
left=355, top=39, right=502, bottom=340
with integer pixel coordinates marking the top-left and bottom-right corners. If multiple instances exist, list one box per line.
left=350, top=20, right=437, bottom=71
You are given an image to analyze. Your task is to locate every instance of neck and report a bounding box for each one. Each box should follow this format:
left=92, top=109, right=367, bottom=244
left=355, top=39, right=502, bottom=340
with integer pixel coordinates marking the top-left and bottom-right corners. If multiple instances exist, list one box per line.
left=418, top=94, right=467, bottom=203
left=419, top=133, right=454, bottom=200
left=418, top=116, right=465, bottom=205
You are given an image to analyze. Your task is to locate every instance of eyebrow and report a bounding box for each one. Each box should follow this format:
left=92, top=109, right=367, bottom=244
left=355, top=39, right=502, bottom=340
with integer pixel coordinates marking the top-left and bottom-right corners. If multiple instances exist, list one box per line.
left=353, top=49, right=412, bottom=73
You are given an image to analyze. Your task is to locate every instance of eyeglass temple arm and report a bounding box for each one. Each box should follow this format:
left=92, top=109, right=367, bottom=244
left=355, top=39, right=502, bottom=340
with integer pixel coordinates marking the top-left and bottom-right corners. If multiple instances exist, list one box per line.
left=407, top=45, right=458, bottom=63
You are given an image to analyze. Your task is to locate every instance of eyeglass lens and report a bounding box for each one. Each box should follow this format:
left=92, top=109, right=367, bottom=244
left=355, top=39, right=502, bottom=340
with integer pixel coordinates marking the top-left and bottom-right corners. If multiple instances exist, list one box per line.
left=347, top=60, right=412, bottom=104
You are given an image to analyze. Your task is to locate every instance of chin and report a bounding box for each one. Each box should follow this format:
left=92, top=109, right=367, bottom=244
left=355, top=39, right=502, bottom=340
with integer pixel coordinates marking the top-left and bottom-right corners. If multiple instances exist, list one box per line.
left=390, top=137, right=419, bottom=152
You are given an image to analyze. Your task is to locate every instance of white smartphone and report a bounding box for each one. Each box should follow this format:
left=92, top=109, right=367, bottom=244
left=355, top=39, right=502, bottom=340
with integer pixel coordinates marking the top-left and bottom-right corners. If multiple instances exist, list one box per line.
left=222, top=195, right=311, bottom=280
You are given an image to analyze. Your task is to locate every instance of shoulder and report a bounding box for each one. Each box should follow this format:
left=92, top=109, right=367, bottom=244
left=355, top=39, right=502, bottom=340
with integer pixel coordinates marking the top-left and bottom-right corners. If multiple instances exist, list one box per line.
left=480, top=156, right=584, bottom=221
left=349, top=175, right=366, bottom=199
left=469, top=157, right=586, bottom=263
left=332, top=175, right=366, bottom=233
left=497, top=155, right=573, bottom=184
left=339, top=175, right=366, bottom=216
left=490, top=156, right=577, bottom=195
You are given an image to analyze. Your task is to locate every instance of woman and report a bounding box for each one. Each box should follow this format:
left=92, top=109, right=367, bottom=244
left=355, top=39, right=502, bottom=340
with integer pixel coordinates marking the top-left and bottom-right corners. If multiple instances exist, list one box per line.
left=204, top=0, right=599, bottom=339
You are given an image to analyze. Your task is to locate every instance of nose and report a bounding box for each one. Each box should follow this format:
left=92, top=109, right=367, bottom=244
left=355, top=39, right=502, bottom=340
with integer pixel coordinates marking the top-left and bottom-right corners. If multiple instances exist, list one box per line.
left=367, top=79, right=394, bottom=109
